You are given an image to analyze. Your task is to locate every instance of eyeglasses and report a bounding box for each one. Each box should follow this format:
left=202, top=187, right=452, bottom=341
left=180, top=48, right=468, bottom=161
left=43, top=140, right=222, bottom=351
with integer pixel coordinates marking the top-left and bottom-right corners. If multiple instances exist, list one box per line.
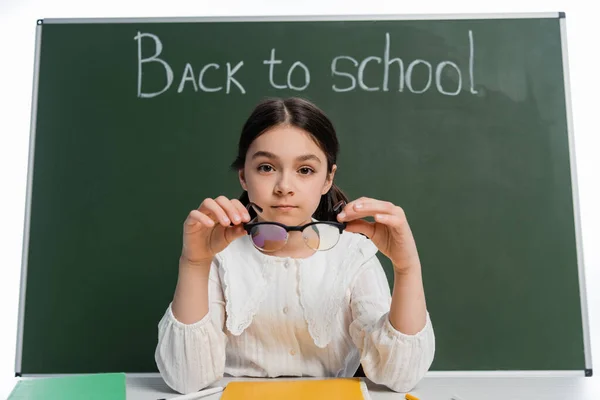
left=243, top=201, right=347, bottom=252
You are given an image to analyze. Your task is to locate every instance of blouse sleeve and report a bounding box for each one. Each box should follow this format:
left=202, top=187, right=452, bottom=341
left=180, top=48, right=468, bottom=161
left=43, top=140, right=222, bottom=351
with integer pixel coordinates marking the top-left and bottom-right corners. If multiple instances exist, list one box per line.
left=154, top=257, right=227, bottom=394
left=348, top=255, right=435, bottom=393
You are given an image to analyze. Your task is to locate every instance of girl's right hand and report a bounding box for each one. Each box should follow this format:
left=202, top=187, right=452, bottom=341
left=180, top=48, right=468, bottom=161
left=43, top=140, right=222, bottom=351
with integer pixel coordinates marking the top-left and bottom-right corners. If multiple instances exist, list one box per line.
left=181, top=196, right=251, bottom=266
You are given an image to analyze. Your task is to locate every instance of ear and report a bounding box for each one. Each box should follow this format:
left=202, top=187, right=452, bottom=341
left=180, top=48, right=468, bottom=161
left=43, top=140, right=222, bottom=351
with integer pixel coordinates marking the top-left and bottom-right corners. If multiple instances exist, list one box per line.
left=238, top=169, right=248, bottom=191
left=321, top=164, right=337, bottom=195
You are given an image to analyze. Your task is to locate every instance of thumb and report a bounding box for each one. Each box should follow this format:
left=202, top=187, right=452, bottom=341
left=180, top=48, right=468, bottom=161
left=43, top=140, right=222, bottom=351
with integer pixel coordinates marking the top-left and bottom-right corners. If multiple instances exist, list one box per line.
left=224, top=224, right=247, bottom=244
left=344, top=219, right=375, bottom=239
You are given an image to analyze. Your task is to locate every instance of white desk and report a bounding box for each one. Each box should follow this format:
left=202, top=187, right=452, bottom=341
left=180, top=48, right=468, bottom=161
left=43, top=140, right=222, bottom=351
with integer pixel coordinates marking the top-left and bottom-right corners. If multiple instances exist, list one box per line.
left=126, top=375, right=600, bottom=400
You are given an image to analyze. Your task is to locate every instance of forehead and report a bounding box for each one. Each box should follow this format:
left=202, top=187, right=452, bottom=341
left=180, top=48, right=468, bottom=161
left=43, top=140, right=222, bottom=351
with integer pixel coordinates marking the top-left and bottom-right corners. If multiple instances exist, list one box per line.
left=248, top=125, right=326, bottom=160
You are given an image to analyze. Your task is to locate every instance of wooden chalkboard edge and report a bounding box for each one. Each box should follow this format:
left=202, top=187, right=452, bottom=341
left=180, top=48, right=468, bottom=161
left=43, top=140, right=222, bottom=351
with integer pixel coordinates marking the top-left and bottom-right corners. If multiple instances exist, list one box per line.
left=15, top=18, right=43, bottom=379
left=559, top=17, right=594, bottom=373
left=40, top=12, right=562, bottom=24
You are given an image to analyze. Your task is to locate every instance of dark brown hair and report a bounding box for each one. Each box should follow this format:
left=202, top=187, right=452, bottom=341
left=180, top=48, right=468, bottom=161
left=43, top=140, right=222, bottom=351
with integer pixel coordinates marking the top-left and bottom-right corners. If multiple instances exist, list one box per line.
left=230, top=97, right=348, bottom=221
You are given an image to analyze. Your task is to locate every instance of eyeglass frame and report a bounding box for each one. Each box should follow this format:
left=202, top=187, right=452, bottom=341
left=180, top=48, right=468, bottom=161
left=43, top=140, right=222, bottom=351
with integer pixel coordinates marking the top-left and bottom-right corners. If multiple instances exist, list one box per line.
left=242, top=201, right=347, bottom=249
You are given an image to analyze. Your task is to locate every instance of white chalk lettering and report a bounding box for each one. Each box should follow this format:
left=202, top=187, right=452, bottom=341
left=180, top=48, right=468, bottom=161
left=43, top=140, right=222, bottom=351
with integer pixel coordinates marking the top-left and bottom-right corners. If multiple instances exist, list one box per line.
left=226, top=62, right=246, bottom=94
left=358, top=56, right=382, bottom=91
left=198, top=64, right=222, bottom=92
left=406, top=60, right=432, bottom=94
left=383, top=33, right=404, bottom=92
left=134, top=32, right=174, bottom=98
left=329, top=31, right=477, bottom=96
left=177, top=63, right=198, bottom=93
left=469, top=30, right=478, bottom=95
left=133, top=30, right=478, bottom=97
left=263, top=49, right=288, bottom=89
left=287, top=61, right=310, bottom=91
left=435, top=61, right=462, bottom=96
left=331, top=56, right=358, bottom=92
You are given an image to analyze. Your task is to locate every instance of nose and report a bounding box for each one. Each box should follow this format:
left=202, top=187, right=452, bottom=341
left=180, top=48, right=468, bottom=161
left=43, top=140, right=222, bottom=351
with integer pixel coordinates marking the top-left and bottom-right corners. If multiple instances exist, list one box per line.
left=274, top=171, right=295, bottom=196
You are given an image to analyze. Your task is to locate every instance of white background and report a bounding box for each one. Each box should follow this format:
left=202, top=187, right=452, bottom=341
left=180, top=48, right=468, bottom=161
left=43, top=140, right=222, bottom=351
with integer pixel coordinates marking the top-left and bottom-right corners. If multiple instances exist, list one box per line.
left=0, top=0, right=597, bottom=398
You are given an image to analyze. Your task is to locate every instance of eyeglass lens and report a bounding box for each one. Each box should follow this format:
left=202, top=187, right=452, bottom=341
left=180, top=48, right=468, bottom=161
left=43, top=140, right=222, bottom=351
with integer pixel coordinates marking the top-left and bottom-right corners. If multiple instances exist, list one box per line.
left=249, top=223, right=341, bottom=252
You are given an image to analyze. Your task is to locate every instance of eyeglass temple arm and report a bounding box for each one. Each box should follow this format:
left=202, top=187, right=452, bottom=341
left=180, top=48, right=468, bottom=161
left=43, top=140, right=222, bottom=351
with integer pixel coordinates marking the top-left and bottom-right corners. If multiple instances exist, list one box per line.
left=246, top=202, right=263, bottom=214
left=333, top=200, right=346, bottom=213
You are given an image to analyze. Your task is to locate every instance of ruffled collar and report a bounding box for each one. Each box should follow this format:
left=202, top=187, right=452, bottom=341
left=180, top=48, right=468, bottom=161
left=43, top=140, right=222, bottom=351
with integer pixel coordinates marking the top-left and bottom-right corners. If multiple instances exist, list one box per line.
left=216, top=231, right=378, bottom=348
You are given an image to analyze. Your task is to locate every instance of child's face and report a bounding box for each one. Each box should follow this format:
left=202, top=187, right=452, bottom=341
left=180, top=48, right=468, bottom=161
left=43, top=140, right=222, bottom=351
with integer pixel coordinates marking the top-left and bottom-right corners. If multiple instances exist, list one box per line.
left=240, top=125, right=336, bottom=225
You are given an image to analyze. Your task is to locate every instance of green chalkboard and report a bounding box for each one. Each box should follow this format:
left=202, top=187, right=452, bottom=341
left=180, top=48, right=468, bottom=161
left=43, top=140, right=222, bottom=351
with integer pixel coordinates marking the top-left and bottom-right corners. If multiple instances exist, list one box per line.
left=17, top=14, right=590, bottom=376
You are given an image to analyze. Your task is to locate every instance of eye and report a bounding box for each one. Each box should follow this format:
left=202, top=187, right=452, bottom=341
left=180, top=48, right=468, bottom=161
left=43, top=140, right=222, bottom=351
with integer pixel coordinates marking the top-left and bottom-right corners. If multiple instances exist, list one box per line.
left=298, top=167, right=315, bottom=175
left=258, top=164, right=274, bottom=173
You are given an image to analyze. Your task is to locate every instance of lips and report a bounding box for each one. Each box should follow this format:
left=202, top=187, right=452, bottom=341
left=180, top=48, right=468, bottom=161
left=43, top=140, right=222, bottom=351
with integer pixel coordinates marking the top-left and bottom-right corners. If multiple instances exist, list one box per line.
left=272, top=205, right=297, bottom=210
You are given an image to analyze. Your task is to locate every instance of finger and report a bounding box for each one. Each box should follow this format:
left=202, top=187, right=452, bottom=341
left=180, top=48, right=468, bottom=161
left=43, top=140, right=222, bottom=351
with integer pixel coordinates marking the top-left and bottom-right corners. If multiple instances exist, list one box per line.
left=214, top=196, right=243, bottom=225
left=344, top=219, right=376, bottom=239
left=185, top=210, right=215, bottom=228
left=199, top=198, right=231, bottom=226
left=343, top=196, right=370, bottom=211
left=340, top=196, right=375, bottom=217
left=339, top=198, right=396, bottom=221
left=231, top=199, right=251, bottom=222
left=337, top=197, right=365, bottom=221
left=373, top=212, right=405, bottom=229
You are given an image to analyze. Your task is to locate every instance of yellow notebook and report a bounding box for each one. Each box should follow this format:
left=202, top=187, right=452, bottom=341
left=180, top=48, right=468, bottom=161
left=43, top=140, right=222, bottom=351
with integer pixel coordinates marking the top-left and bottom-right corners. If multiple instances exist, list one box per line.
left=220, top=378, right=370, bottom=400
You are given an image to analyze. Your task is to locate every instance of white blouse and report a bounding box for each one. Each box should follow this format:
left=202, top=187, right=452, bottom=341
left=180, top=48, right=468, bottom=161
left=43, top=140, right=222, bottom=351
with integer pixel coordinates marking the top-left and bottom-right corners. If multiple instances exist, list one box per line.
left=155, top=231, right=435, bottom=395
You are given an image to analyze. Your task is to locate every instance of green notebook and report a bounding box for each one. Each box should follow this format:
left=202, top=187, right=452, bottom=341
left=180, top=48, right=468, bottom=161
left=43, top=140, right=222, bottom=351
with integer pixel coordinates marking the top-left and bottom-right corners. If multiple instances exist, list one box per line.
left=8, top=373, right=126, bottom=400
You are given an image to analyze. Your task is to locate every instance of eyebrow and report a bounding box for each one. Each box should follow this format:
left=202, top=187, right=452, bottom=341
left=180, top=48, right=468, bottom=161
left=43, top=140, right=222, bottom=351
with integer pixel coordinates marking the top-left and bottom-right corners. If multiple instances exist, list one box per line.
left=251, top=150, right=322, bottom=164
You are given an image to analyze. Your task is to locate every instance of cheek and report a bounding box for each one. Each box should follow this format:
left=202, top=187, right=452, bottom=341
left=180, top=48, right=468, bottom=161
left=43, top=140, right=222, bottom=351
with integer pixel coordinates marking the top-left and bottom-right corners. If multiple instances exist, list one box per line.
left=306, top=179, right=328, bottom=203
left=244, top=173, right=271, bottom=197
left=300, top=174, right=328, bottom=195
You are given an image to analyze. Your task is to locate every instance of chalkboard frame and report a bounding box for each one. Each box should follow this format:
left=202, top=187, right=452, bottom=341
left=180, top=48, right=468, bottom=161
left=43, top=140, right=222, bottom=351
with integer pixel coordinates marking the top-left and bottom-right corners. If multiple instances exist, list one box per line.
left=14, top=12, right=592, bottom=377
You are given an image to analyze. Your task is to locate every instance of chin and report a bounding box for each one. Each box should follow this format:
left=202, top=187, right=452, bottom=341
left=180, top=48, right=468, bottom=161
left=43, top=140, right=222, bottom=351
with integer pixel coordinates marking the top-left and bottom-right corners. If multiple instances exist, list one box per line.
left=269, top=213, right=308, bottom=226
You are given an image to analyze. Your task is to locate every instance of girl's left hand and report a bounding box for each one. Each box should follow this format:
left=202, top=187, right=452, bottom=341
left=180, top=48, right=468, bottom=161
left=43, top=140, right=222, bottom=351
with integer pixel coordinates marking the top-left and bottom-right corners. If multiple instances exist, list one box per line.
left=337, top=197, right=421, bottom=274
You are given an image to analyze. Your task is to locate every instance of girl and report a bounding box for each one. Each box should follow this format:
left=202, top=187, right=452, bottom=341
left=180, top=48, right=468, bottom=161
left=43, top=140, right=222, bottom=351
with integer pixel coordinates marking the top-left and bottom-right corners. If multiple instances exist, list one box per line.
left=155, top=97, right=435, bottom=394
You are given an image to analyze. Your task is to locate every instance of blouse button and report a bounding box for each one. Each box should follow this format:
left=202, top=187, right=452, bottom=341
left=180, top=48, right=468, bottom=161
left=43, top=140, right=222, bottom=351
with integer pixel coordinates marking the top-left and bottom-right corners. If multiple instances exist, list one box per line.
left=283, top=306, right=289, bottom=314
left=290, top=349, right=296, bottom=356
left=285, top=261, right=290, bottom=268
